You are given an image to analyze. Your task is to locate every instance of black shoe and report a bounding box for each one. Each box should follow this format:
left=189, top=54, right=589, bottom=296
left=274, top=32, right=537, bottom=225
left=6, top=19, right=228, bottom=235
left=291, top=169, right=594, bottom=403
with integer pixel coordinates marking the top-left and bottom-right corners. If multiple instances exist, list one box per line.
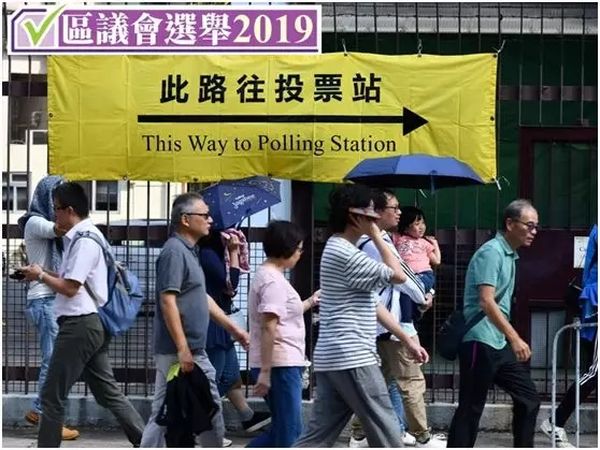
left=242, top=411, right=272, bottom=432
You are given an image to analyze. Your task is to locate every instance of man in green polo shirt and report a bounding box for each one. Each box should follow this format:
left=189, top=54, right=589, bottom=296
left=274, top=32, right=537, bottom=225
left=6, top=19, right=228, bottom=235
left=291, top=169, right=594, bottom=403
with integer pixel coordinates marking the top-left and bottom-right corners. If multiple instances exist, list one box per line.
left=447, top=199, right=541, bottom=448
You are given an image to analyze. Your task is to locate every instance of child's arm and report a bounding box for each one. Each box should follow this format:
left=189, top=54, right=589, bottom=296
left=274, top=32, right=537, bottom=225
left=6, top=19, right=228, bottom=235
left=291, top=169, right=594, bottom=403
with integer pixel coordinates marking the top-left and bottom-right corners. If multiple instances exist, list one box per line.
left=424, top=236, right=441, bottom=266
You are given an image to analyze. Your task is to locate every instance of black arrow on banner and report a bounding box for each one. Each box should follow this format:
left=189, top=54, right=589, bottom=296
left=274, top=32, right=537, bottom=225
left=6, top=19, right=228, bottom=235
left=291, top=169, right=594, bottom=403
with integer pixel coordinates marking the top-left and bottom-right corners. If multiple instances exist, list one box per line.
left=137, top=107, right=428, bottom=136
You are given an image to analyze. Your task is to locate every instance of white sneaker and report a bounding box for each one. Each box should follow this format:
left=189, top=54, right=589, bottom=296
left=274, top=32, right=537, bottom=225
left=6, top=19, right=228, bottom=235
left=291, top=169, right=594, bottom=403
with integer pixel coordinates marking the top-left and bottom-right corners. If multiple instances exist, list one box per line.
left=223, top=437, right=233, bottom=447
left=403, top=432, right=417, bottom=446
left=349, top=436, right=369, bottom=448
left=540, top=419, right=574, bottom=448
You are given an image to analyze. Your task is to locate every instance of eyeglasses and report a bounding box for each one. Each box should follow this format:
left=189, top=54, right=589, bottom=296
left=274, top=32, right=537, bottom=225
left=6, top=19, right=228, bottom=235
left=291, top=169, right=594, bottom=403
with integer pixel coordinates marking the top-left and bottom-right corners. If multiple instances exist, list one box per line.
left=183, top=212, right=211, bottom=219
left=514, top=219, right=540, bottom=232
left=384, top=206, right=401, bottom=212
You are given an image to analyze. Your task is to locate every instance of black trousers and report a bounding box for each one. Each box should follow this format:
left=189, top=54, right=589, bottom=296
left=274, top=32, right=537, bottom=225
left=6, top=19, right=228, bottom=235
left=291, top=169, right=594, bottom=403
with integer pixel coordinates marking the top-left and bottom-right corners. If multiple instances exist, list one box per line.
left=556, top=337, right=598, bottom=427
left=447, top=341, right=540, bottom=448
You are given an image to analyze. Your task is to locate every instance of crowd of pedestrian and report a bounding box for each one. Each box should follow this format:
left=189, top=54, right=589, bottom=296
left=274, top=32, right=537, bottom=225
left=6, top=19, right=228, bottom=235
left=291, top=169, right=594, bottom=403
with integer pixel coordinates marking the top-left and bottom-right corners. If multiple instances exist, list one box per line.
left=15, top=177, right=595, bottom=448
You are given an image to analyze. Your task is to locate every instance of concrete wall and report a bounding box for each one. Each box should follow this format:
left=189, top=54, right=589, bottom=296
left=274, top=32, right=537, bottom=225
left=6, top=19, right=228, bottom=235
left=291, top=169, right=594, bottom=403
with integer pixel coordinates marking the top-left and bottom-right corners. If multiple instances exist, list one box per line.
left=3, top=394, right=597, bottom=433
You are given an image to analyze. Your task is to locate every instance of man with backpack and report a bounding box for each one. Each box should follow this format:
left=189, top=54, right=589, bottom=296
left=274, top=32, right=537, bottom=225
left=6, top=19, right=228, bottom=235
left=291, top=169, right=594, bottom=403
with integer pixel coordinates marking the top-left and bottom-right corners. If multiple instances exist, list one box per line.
left=20, top=182, right=145, bottom=448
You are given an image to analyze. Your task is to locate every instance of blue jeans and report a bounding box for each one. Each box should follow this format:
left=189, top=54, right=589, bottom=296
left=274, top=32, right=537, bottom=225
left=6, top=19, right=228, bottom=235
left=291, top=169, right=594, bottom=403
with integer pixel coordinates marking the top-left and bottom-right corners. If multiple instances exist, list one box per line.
left=416, top=270, right=435, bottom=292
left=206, top=345, right=242, bottom=397
left=25, top=296, right=58, bottom=414
left=247, top=367, right=303, bottom=448
left=388, top=381, right=407, bottom=434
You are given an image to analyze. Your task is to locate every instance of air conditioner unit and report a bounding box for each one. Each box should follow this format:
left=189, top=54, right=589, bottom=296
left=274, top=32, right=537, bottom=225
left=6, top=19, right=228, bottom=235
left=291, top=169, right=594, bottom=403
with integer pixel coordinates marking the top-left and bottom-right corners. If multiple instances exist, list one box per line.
left=29, top=129, right=48, bottom=145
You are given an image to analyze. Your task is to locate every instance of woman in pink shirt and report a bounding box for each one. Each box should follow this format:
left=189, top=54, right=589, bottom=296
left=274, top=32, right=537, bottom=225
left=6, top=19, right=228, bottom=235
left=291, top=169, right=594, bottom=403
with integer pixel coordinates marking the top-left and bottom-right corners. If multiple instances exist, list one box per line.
left=247, top=220, right=319, bottom=447
left=393, top=206, right=441, bottom=320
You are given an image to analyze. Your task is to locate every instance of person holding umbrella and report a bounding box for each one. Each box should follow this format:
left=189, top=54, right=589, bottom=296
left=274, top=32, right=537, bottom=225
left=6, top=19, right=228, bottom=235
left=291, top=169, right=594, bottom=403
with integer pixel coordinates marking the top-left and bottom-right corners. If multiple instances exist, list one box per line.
left=198, top=228, right=272, bottom=441
left=197, top=176, right=281, bottom=442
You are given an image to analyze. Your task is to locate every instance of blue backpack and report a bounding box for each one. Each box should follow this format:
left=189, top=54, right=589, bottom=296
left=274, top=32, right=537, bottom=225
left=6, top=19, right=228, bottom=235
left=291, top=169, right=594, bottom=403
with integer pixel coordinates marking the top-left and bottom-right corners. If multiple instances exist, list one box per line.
left=72, top=231, right=144, bottom=336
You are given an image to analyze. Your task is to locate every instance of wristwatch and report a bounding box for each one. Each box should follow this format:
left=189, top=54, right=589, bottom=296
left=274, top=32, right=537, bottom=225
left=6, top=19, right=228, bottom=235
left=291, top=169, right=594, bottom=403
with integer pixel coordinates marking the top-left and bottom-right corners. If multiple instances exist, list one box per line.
left=38, top=272, right=45, bottom=282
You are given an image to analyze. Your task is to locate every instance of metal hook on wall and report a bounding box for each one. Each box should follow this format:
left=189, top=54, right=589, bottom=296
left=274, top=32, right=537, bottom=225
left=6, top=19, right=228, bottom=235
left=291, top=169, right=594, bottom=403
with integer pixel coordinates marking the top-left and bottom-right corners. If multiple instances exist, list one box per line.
left=491, top=176, right=510, bottom=191
left=493, top=39, right=506, bottom=55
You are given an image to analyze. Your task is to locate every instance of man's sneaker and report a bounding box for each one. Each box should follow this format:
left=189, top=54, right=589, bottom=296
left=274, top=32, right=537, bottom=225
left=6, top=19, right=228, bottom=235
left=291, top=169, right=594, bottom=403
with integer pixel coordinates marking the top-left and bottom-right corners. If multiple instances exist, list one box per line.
left=222, top=437, right=233, bottom=447
left=61, top=426, right=80, bottom=441
left=540, top=419, right=574, bottom=448
left=415, top=434, right=446, bottom=448
left=349, top=436, right=369, bottom=448
left=242, top=411, right=272, bottom=432
left=403, top=432, right=417, bottom=446
left=24, top=410, right=40, bottom=425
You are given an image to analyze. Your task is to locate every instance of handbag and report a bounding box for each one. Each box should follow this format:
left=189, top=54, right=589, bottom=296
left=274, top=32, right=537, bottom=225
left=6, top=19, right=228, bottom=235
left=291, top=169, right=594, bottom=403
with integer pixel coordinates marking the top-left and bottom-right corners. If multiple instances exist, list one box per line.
left=436, top=309, right=486, bottom=361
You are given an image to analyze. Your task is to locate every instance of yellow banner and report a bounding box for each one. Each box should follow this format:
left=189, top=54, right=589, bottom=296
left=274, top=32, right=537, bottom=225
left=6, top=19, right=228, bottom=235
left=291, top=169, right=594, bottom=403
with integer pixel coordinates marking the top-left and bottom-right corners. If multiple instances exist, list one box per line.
left=48, top=53, right=497, bottom=183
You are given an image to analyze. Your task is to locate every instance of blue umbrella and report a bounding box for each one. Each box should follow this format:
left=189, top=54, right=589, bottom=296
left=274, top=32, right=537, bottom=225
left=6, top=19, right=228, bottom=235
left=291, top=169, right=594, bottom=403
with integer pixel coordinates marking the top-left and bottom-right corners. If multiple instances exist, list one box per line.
left=201, top=176, right=281, bottom=230
left=344, top=154, right=485, bottom=190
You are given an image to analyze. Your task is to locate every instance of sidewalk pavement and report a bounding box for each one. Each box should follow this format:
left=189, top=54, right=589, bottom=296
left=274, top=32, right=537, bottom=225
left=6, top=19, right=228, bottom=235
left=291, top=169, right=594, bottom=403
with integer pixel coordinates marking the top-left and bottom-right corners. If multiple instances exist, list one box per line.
left=2, top=426, right=598, bottom=448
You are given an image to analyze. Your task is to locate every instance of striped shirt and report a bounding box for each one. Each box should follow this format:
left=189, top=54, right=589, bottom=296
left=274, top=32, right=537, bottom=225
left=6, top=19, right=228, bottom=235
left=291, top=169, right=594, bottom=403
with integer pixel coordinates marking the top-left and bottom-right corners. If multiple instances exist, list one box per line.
left=313, top=236, right=394, bottom=371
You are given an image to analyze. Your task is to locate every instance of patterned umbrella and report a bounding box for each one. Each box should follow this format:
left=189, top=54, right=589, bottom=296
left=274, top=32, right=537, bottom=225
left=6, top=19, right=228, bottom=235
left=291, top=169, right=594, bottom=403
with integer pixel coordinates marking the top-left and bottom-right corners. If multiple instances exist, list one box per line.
left=201, top=176, right=281, bottom=230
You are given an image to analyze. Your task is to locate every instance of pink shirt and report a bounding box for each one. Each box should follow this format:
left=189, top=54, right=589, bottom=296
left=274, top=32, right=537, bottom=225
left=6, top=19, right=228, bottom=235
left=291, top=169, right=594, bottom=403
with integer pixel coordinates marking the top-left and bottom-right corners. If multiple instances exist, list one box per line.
left=248, top=264, right=306, bottom=368
left=394, top=234, right=435, bottom=274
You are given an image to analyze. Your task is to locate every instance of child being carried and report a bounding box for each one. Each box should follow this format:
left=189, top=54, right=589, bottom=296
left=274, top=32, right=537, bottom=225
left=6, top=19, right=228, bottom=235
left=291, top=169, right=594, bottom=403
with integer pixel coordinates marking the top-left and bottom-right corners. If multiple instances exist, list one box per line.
left=393, top=206, right=441, bottom=320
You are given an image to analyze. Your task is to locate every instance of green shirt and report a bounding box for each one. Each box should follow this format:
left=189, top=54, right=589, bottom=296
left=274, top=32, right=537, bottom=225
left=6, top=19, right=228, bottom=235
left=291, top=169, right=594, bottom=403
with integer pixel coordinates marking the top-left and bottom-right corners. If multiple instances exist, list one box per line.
left=462, top=232, right=519, bottom=349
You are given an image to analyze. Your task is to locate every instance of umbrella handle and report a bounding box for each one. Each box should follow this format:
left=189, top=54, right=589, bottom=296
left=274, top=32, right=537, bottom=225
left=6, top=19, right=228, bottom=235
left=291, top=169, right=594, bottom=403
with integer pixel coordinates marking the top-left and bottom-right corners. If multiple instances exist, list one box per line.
left=235, top=211, right=251, bottom=230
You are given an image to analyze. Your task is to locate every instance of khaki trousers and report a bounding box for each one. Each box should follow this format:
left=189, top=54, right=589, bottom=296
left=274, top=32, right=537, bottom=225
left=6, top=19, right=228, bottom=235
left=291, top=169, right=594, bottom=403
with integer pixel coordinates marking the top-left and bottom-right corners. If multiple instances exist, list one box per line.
left=377, top=336, right=428, bottom=438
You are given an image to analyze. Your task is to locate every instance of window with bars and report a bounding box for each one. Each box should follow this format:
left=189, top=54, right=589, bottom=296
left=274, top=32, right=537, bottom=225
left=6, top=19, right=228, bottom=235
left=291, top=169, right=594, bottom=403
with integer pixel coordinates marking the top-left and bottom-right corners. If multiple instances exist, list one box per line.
left=2, top=172, right=29, bottom=212
left=76, top=180, right=119, bottom=212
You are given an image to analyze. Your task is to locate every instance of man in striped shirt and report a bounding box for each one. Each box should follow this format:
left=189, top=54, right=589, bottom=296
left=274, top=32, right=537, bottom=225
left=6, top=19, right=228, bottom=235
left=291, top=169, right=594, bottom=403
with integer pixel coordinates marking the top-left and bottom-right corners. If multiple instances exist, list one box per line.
left=294, top=184, right=429, bottom=448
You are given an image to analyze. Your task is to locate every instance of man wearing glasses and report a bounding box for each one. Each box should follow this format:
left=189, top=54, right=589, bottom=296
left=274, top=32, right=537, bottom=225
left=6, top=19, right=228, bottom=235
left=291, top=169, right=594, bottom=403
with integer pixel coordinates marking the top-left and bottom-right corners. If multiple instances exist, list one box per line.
left=447, top=199, right=541, bottom=448
left=20, top=182, right=145, bottom=447
left=350, top=189, right=442, bottom=448
left=140, top=192, right=249, bottom=447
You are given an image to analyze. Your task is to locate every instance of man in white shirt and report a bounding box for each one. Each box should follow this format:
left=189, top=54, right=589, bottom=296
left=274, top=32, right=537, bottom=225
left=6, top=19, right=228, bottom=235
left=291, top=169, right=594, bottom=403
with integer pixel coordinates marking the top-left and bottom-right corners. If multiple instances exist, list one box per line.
left=20, top=182, right=145, bottom=448
left=354, top=189, right=445, bottom=448
left=17, top=175, right=79, bottom=441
